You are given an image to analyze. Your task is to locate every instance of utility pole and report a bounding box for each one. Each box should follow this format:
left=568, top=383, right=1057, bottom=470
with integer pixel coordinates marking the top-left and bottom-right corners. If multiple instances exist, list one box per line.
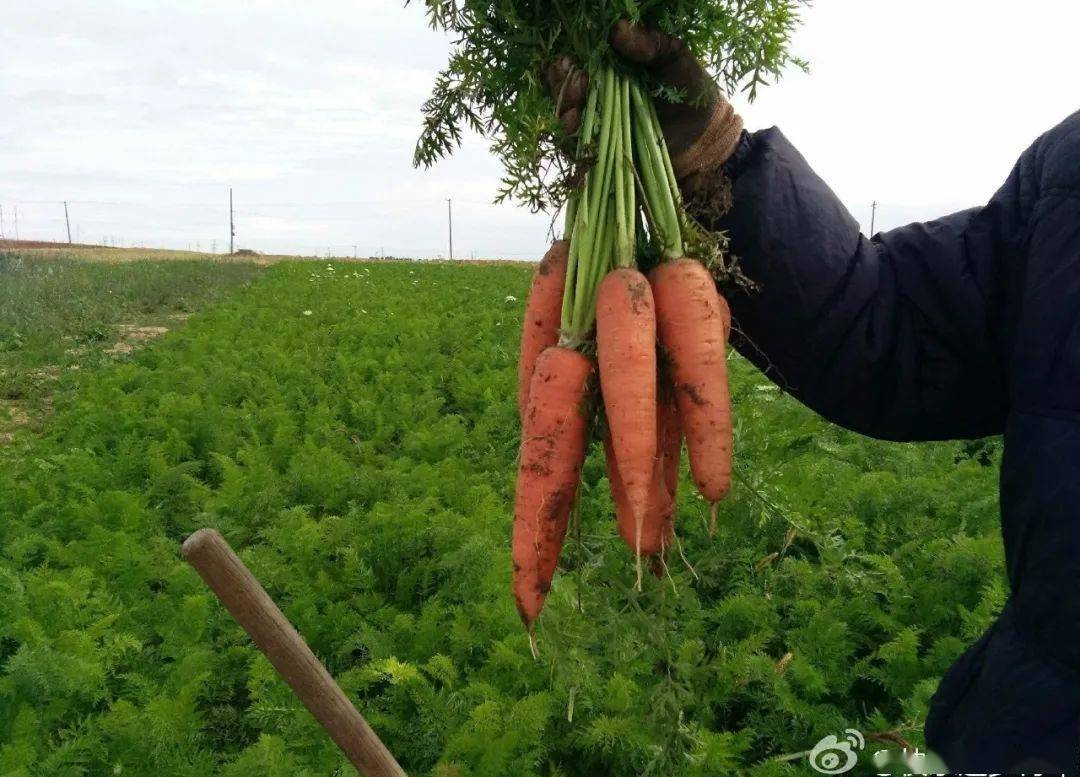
left=229, top=188, right=235, bottom=254
left=446, top=198, right=453, bottom=261
left=12, top=205, right=18, bottom=240
left=64, top=201, right=72, bottom=244
left=353, top=245, right=357, bottom=259
left=869, top=200, right=877, bottom=235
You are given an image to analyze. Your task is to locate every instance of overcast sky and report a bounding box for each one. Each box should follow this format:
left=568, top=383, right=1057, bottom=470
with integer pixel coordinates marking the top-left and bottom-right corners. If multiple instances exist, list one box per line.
left=2, top=0, right=1077, bottom=258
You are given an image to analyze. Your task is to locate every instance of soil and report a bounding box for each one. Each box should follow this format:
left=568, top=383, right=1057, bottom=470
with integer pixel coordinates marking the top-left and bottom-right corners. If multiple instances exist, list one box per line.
left=0, top=399, right=36, bottom=444
left=105, top=324, right=169, bottom=356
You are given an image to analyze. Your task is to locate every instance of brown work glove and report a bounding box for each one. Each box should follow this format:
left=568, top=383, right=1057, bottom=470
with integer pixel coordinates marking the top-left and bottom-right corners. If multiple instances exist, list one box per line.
left=547, top=20, right=743, bottom=192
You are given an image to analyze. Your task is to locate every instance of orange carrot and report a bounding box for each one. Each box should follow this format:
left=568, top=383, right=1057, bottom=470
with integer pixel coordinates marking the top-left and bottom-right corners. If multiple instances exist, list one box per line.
left=650, top=259, right=733, bottom=530
left=517, top=241, right=568, bottom=420
left=657, top=382, right=681, bottom=501
left=650, top=387, right=681, bottom=579
left=596, top=268, right=657, bottom=556
left=512, top=346, right=594, bottom=631
left=605, top=374, right=680, bottom=562
left=603, top=434, right=669, bottom=555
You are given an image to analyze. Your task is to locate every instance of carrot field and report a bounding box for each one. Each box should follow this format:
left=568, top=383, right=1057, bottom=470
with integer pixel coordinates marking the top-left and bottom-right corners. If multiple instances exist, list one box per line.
left=0, top=255, right=1003, bottom=775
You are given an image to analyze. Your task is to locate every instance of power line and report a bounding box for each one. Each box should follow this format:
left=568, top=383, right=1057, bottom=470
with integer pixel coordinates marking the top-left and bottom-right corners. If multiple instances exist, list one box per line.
left=0, top=196, right=502, bottom=208
left=0, top=195, right=546, bottom=259
left=0, top=198, right=222, bottom=208
left=232, top=197, right=447, bottom=208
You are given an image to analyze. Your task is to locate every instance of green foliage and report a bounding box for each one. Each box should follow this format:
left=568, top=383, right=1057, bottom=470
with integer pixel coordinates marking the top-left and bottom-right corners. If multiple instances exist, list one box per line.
left=412, top=0, right=805, bottom=210
left=0, top=261, right=1004, bottom=774
left=0, top=252, right=261, bottom=406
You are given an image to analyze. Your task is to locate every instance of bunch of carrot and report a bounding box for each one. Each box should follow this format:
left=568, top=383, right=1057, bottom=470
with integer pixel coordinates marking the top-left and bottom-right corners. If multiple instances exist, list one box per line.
left=513, top=67, right=734, bottom=633
left=411, top=0, right=803, bottom=640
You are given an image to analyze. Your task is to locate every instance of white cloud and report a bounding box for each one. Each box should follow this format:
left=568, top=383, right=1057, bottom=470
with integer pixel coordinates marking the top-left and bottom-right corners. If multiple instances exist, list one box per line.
left=2, top=0, right=1077, bottom=254
left=742, top=0, right=1080, bottom=231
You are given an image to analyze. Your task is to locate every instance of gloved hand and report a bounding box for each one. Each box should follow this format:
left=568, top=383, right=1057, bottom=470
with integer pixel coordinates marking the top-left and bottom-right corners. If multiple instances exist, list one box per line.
left=546, top=20, right=743, bottom=188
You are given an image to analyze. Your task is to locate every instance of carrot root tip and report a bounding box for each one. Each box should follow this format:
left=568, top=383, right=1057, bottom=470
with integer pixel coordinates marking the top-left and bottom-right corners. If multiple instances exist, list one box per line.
left=675, top=534, right=700, bottom=581
left=527, top=629, right=539, bottom=661
left=709, top=501, right=719, bottom=536
left=659, top=553, right=677, bottom=596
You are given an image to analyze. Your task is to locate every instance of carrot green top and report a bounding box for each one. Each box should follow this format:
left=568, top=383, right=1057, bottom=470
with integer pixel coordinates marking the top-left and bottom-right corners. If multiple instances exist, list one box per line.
left=411, top=1, right=805, bottom=212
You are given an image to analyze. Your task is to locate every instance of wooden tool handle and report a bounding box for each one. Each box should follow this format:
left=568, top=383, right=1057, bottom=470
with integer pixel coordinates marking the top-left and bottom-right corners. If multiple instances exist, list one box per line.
left=182, top=528, right=406, bottom=777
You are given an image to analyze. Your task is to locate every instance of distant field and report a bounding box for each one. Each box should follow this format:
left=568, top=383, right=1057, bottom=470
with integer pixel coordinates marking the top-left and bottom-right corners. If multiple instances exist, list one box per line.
left=0, top=239, right=534, bottom=267
left=0, top=247, right=262, bottom=443
left=0, top=240, right=526, bottom=445
left=0, top=240, right=263, bottom=264
left=0, top=253, right=1004, bottom=774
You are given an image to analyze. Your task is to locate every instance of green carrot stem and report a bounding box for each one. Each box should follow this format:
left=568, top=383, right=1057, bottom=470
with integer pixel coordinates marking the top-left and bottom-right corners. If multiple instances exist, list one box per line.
left=649, top=97, right=683, bottom=214
left=563, top=193, right=578, bottom=241
left=560, top=81, right=600, bottom=335
left=630, top=86, right=676, bottom=245
left=632, top=161, right=659, bottom=236
left=568, top=85, right=606, bottom=332
left=585, top=67, right=616, bottom=225
left=620, top=78, right=635, bottom=254
left=570, top=68, right=618, bottom=337
left=559, top=71, right=688, bottom=340
left=572, top=193, right=614, bottom=336
left=630, top=83, right=683, bottom=258
left=630, top=89, right=675, bottom=252
left=612, top=80, right=630, bottom=269
left=577, top=189, right=616, bottom=333
left=561, top=182, right=586, bottom=337
left=578, top=80, right=600, bottom=157
left=613, top=76, right=635, bottom=269
left=593, top=208, right=616, bottom=318
left=648, top=97, right=687, bottom=256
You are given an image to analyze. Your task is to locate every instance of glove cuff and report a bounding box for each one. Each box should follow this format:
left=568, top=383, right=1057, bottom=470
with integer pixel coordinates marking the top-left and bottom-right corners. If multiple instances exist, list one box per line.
left=670, top=99, right=743, bottom=181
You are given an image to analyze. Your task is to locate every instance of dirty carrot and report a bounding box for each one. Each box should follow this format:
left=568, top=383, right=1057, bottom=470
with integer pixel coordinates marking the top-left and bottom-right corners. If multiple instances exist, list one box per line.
left=517, top=241, right=569, bottom=419
left=651, top=258, right=733, bottom=532
left=604, top=434, right=673, bottom=557
left=596, top=267, right=656, bottom=557
left=512, top=346, right=594, bottom=636
left=657, top=377, right=682, bottom=500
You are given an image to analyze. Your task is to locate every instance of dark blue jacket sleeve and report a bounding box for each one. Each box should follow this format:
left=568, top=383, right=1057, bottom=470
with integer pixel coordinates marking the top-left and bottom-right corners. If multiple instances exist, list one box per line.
left=714, top=127, right=1028, bottom=441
